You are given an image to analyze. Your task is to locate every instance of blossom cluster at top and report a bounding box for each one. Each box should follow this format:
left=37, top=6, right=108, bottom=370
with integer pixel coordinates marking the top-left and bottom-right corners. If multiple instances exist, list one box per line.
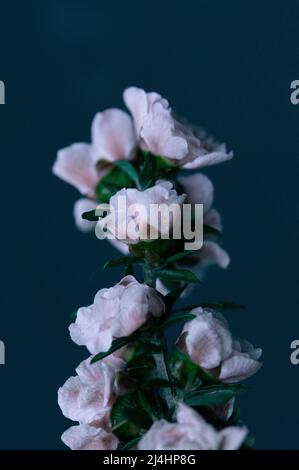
left=54, top=87, right=262, bottom=450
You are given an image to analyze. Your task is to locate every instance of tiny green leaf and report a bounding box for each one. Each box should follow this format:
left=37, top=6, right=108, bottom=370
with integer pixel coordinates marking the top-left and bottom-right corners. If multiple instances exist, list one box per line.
left=111, top=391, right=153, bottom=440
left=163, top=250, right=195, bottom=265
left=158, top=312, right=195, bottom=331
left=119, top=436, right=142, bottom=450
left=115, top=160, right=140, bottom=187
left=90, top=335, right=137, bottom=363
left=139, top=153, right=157, bottom=189
left=185, top=384, right=248, bottom=407
left=82, top=209, right=98, bottom=221
left=155, top=268, right=199, bottom=283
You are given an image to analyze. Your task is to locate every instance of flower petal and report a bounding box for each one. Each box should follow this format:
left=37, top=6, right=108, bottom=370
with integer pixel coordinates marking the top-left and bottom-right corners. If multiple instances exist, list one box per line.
left=61, top=424, right=118, bottom=450
left=91, top=109, right=136, bottom=162
left=220, top=426, right=247, bottom=450
left=183, top=149, right=233, bottom=169
left=74, top=199, right=97, bottom=232
left=53, top=143, right=98, bottom=195
left=179, top=173, right=214, bottom=212
left=220, top=354, right=262, bottom=383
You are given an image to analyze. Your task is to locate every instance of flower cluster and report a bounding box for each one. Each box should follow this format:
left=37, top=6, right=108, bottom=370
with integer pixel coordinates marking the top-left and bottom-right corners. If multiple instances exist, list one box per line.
left=54, top=87, right=262, bottom=450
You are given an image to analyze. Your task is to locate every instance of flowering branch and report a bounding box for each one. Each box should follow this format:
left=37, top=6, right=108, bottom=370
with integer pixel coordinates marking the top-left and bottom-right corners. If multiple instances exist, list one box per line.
left=54, top=87, right=262, bottom=450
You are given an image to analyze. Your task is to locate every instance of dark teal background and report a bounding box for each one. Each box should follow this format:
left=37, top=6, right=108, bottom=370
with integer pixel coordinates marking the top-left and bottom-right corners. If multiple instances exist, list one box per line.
left=0, top=0, right=299, bottom=449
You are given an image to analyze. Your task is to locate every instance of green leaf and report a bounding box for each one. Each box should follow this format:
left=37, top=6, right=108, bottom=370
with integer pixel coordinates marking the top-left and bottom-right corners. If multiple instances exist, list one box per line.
left=95, top=166, right=133, bottom=202
left=155, top=268, right=199, bottom=283
left=185, top=384, right=248, bottom=407
left=139, top=153, right=157, bottom=189
left=124, top=263, right=135, bottom=276
left=140, top=378, right=172, bottom=389
left=104, top=256, right=143, bottom=268
left=136, top=238, right=182, bottom=257
left=115, top=160, right=140, bottom=187
left=155, top=155, right=176, bottom=170
left=158, top=312, right=195, bottom=331
left=171, top=348, right=214, bottom=386
left=164, top=284, right=188, bottom=305
left=119, top=436, right=142, bottom=450
left=90, top=335, right=137, bottom=363
left=82, top=209, right=98, bottom=221
left=111, top=391, right=153, bottom=440
left=163, top=250, right=195, bottom=265
left=185, top=390, right=234, bottom=407
left=126, top=354, right=156, bottom=379
left=70, top=311, right=77, bottom=321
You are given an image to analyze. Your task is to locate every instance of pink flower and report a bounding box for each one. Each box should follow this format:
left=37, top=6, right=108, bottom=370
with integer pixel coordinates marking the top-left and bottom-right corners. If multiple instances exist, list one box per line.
left=53, top=143, right=99, bottom=195
left=177, top=308, right=262, bottom=382
left=53, top=109, right=136, bottom=194
left=91, top=109, right=136, bottom=163
left=155, top=174, right=229, bottom=298
left=124, top=86, right=232, bottom=168
left=178, top=173, right=230, bottom=273
left=138, top=403, right=247, bottom=450
left=61, top=424, right=118, bottom=450
left=58, top=355, right=124, bottom=426
left=101, top=181, right=186, bottom=244
left=69, top=275, right=165, bottom=354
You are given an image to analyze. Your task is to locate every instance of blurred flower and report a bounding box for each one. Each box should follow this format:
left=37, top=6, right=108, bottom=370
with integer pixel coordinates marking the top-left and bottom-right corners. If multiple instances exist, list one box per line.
left=178, top=172, right=230, bottom=274
left=100, top=181, right=186, bottom=244
left=61, top=424, right=118, bottom=450
left=155, top=173, right=229, bottom=297
left=91, top=109, right=136, bottom=163
left=138, top=403, right=247, bottom=450
left=124, top=86, right=232, bottom=168
left=53, top=143, right=99, bottom=196
left=74, top=198, right=97, bottom=232
left=69, top=275, right=165, bottom=354
left=177, top=308, right=262, bottom=382
left=58, top=355, right=124, bottom=426
left=53, top=109, right=136, bottom=194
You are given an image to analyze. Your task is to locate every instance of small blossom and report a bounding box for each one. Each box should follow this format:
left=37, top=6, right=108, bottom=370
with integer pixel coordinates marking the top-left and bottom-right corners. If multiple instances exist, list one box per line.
left=101, top=181, right=186, bottom=244
left=138, top=403, right=247, bottom=450
left=62, top=424, right=118, bottom=450
left=124, top=86, right=232, bottom=168
left=91, top=108, right=136, bottom=163
left=154, top=174, right=229, bottom=298
left=53, top=109, right=137, bottom=194
left=177, top=308, right=262, bottom=382
left=53, top=143, right=99, bottom=195
left=58, top=355, right=124, bottom=426
left=178, top=173, right=230, bottom=273
left=69, top=275, right=165, bottom=354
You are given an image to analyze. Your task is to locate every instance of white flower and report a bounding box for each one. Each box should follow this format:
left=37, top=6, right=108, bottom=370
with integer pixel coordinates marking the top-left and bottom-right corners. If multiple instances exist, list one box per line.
left=138, top=403, right=247, bottom=450
left=53, top=109, right=136, bottom=193
left=53, top=144, right=99, bottom=195
left=61, top=424, right=118, bottom=450
left=69, top=275, right=165, bottom=354
left=58, top=355, right=124, bottom=426
left=177, top=308, right=262, bottom=382
left=101, top=181, right=186, bottom=244
left=124, top=86, right=232, bottom=168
